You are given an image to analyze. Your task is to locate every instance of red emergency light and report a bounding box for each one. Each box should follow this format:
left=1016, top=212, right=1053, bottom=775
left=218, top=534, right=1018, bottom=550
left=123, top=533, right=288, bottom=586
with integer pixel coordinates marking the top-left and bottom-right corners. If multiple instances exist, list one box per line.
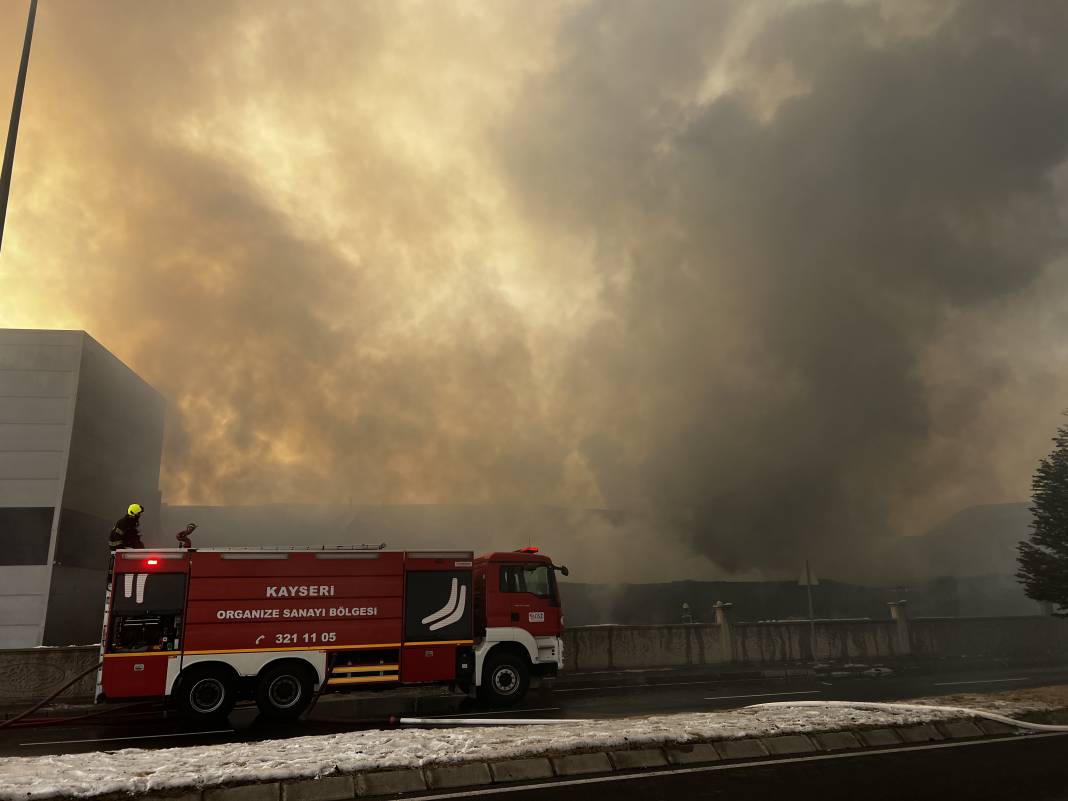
left=146, top=558, right=159, bottom=566
left=517, top=546, right=539, bottom=554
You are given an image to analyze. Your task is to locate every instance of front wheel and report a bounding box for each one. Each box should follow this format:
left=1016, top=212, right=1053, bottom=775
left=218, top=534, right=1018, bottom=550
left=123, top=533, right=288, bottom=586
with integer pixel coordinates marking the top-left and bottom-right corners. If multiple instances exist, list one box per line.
left=478, top=651, right=530, bottom=707
left=255, top=662, right=314, bottom=721
left=176, top=667, right=236, bottom=722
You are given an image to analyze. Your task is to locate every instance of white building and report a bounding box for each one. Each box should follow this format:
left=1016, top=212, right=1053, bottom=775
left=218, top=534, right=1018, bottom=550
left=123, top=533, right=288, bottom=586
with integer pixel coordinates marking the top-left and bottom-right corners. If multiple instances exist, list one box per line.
left=0, top=330, right=164, bottom=647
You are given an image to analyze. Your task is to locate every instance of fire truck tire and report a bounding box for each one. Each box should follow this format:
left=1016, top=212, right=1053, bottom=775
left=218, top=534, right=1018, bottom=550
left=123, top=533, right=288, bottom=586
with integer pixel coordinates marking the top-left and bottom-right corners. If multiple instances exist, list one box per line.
left=255, top=662, right=315, bottom=720
left=175, top=666, right=237, bottom=721
left=478, top=650, right=529, bottom=707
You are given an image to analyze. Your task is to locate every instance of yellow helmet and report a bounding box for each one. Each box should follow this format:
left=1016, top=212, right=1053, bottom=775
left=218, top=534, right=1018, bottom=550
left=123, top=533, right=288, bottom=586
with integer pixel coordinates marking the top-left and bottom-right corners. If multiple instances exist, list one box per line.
left=127, top=503, right=144, bottom=516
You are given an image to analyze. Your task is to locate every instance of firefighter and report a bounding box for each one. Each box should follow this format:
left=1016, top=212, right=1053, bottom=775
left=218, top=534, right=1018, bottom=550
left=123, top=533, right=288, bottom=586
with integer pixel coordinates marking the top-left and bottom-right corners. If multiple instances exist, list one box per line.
left=109, top=503, right=145, bottom=550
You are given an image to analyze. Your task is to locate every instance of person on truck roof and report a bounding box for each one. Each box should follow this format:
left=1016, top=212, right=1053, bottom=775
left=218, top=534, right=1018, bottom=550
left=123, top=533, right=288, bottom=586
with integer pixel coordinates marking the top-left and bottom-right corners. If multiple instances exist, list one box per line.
left=109, top=503, right=145, bottom=550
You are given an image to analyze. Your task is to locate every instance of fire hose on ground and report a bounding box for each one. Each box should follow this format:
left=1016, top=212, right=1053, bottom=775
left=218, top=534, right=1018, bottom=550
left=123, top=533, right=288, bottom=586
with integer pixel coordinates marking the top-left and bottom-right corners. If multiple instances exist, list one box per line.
left=748, top=699, right=1068, bottom=733
left=0, top=661, right=103, bottom=730
left=397, top=699, right=1068, bottom=731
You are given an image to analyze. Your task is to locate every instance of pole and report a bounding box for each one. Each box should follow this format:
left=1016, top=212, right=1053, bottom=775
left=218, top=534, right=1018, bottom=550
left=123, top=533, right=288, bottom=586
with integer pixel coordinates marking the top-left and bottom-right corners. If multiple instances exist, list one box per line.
left=805, top=559, right=815, bottom=658
left=0, top=0, right=38, bottom=255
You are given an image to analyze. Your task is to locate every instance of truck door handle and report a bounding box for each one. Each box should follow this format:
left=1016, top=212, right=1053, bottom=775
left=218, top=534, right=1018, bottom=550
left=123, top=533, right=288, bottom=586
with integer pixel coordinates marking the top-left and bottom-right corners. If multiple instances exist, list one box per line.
left=511, top=612, right=519, bottom=622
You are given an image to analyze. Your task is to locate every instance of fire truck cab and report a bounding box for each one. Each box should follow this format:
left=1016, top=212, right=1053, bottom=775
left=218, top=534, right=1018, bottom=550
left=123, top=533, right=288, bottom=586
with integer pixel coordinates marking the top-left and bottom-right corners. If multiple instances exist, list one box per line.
left=97, top=546, right=566, bottom=721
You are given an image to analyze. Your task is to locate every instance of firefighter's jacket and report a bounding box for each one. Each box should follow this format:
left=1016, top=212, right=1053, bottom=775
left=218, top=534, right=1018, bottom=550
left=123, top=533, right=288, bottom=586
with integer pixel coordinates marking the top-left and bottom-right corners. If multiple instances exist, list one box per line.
left=109, top=515, right=145, bottom=550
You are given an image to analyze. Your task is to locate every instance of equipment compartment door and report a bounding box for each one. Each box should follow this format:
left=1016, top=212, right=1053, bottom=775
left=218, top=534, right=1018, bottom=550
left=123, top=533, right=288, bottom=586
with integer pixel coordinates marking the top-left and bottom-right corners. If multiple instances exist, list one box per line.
left=404, top=570, right=473, bottom=643
left=101, top=654, right=172, bottom=698
left=400, top=644, right=458, bottom=683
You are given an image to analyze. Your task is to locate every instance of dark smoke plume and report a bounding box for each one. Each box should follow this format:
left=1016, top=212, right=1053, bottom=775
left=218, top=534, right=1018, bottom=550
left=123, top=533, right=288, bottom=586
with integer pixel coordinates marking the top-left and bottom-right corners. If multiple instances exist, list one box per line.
left=2, top=1, right=1067, bottom=580
left=497, top=0, right=1068, bottom=575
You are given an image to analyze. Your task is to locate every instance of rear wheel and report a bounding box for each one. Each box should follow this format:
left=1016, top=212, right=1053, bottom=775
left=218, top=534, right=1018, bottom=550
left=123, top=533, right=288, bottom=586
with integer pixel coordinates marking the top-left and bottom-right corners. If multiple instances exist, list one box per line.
left=255, top=662, right=315, bottom=720
left=176, top=666, right=236, bottom=722
left=478, top=650, right=530, bottom=707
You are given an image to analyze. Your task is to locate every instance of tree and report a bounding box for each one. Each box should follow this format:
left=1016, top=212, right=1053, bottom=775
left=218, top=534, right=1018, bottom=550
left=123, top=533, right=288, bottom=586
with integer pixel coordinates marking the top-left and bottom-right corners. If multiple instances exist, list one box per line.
left=1017, top=415, right=1068, bottom=615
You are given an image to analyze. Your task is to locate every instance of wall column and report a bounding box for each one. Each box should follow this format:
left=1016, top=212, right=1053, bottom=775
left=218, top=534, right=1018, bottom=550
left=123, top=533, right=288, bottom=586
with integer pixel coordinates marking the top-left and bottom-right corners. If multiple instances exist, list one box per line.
left=888, top=600, right=911, bottom=656
left=714, top=601, right=734, bottom=663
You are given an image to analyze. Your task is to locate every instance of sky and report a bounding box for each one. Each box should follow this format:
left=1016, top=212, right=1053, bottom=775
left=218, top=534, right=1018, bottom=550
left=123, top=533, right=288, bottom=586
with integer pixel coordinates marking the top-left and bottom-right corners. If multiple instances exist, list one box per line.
left=2, top=0, right=1067, bottom=580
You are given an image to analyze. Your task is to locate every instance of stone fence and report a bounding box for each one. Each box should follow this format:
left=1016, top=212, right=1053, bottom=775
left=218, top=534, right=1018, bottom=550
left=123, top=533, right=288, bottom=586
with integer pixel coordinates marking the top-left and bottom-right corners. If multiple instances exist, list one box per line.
left=0, top=646, right=99, bottom=706
left=562, top=605, right=1068, bottom=672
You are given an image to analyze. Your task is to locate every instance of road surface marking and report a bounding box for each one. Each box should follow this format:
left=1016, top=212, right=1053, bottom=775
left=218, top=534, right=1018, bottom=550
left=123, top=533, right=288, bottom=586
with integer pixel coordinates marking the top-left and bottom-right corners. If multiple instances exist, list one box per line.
left=703, top=690, right=822, bottom=701
left=422, top=707, right=562, bottom=718
left=20, top=729, right=233, bottom=747
left=557, top=680, right=727, bottom=693
left=931, top=677, right=1031, bottom=686
left=395, top=732, right=1066, bottom=800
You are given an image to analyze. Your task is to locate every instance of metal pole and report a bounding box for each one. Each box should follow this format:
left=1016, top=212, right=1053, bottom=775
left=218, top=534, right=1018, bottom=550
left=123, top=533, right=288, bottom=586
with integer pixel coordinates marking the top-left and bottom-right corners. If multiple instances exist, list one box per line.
left=805, top=559, right=815, bottom=657
left=0, top=0, right=38, bottom=255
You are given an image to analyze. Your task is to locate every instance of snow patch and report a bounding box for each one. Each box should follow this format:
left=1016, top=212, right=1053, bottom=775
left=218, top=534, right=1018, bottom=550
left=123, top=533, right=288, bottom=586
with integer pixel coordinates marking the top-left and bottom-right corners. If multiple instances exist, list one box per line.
left=0, top=701, right=1043, bottom=800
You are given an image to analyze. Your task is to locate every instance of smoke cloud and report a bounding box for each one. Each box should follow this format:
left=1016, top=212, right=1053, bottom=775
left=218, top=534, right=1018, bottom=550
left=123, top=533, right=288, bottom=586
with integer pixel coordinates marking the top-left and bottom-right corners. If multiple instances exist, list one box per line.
left=2, top=1, right=1068, bottom=580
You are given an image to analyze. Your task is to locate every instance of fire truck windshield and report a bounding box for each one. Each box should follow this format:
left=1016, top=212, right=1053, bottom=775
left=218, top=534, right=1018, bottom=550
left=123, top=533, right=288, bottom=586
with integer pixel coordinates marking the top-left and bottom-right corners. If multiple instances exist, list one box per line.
left=500, top=564, right=555, bottom=599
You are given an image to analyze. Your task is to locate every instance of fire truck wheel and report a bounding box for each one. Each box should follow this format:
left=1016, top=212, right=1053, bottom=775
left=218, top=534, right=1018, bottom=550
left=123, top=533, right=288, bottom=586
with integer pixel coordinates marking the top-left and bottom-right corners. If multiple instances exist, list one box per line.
left=176, top=667, right=236, bottom=721
left=478, top=650, right=529, bottom=707
left=255, top=662, right=315, bottom=720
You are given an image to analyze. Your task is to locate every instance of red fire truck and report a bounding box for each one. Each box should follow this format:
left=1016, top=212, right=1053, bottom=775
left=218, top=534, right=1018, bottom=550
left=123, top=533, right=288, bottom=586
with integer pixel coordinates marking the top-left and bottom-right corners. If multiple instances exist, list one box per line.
left=97, top=546, right=568, bottom=721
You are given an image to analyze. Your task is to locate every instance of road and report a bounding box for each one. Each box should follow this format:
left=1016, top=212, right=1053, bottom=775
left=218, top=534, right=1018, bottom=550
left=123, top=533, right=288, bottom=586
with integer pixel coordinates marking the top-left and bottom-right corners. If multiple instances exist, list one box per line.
left=3, top=664, right=1068, bottom=758
left=395, top=735, right=1068, bottom=801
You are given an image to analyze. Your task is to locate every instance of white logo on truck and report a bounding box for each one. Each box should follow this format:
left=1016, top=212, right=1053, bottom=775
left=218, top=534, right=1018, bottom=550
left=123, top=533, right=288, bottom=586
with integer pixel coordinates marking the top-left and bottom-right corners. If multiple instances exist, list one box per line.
left=123, top=573, right=149, bottom=604
left=265, top=585, right=335, bottom=598
left=421, top=578, right=467, bottom=632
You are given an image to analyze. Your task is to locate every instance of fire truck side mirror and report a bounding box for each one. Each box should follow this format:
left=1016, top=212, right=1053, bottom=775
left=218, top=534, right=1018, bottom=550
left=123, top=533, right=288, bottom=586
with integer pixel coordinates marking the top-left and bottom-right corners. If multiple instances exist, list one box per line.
left=558, top=565, right=570, bottom=577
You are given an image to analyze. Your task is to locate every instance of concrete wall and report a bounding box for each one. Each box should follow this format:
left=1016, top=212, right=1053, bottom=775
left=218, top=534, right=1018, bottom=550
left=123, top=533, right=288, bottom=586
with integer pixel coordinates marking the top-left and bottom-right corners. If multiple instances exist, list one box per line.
left=0, top=330, right=81, bottom=648
left=45, top=334, right=165, bottom=646
left=0, top=646, right=99, bottom=704
left=564, top=624, right=728, bottom=671
left=733, top=620, right=903, bottom=663
left=0, top=329, right=164, bottom=647
left=0, top=566, right=52, bottom=649
left=911, top=616, right=1068, bottom=661
left=564, top=615, right=1068, bottom=671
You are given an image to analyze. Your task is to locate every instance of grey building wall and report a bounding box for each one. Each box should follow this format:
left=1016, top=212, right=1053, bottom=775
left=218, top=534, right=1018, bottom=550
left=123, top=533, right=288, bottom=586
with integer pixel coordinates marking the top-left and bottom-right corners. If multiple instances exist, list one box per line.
left=0, top=330, right=164, bottom=647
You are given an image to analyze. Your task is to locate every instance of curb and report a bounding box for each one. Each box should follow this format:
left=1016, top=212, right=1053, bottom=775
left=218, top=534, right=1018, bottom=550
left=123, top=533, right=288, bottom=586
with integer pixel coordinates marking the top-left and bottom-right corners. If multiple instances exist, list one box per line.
left=120, top=716, right=1034, bottom=801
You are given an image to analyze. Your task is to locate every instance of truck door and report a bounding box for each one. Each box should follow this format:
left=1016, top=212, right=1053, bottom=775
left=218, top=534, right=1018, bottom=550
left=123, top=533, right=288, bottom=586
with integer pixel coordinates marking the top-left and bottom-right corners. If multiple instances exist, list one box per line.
left=101, top=565, right=187, bottom=699
left=496, top=563, right=560, bottom=637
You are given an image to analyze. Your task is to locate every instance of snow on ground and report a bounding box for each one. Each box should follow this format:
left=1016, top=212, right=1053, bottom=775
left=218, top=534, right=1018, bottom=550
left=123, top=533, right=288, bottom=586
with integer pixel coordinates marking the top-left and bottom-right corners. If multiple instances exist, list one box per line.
left=0, top=699, right=1046, bottom=800
left=908, top=687, right=1064, bottom=715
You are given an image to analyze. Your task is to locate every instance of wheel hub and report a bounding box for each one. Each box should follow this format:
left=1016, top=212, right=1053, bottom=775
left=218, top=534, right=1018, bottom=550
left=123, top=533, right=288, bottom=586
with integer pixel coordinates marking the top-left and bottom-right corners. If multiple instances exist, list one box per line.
left=268, top=675, right=302, bottom=709
left=189, top=677, right=225, bottom=714
left=492, top=666, right=518, bottom=694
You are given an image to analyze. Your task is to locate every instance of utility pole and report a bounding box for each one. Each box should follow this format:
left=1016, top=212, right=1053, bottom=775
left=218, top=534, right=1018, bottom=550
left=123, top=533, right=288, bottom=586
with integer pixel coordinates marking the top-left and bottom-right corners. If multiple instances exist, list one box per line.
left=0, top=0, right=38, bottom=255
left=799, top=559, right=819, bottom=659
left=805, top=560, right=814, bottom=649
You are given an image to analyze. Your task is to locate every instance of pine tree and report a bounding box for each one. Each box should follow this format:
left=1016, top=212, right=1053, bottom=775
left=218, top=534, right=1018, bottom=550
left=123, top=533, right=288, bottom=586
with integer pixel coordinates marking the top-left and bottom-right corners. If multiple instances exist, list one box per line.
left=1017, top=416, right=1068, bottom=615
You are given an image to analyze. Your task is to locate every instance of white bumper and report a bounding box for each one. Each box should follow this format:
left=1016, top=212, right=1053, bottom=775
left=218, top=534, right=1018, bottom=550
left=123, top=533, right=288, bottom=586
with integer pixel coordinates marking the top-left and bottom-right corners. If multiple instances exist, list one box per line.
left=474, top=627, right=563, bottom=685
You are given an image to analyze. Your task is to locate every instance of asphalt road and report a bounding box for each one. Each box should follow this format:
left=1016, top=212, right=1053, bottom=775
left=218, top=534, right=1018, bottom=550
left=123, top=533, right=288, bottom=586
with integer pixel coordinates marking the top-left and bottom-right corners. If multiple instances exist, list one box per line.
left=395, top=734, right=1068, bottom=801
left=4, top=664, right=1068, bottom=758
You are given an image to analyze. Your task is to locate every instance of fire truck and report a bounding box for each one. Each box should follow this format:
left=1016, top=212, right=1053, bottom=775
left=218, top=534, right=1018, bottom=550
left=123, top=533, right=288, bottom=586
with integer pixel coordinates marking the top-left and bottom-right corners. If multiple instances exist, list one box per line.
left=97, top=546, right=568, bottom=721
